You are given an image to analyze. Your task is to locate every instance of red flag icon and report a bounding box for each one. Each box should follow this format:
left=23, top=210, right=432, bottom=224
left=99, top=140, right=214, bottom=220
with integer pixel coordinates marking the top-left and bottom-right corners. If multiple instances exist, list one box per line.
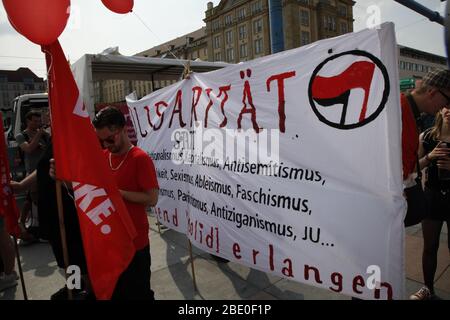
left=43, top=40, right=137, bottom=300
left=311, top=61, right=376, bottom=123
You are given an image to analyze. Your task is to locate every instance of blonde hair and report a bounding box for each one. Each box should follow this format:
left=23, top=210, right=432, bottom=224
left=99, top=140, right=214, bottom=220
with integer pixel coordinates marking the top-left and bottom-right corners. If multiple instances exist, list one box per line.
left=429, top=111, right=443, bottom=140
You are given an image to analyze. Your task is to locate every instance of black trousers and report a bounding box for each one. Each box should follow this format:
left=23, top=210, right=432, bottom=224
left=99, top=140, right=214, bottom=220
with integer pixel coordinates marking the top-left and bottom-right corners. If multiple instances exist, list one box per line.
left=112, top=246, right=154, bottom=300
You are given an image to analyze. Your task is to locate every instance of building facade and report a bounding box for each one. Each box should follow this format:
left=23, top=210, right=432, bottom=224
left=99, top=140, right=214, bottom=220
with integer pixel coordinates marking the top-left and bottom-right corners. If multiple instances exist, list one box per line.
left=398, top=45, right=447, bottom=80
left=204, top=0, right=355, bottom=63
left=137, top=27, right=208, bottom=61
left=0, top=68, right=46, bottom=110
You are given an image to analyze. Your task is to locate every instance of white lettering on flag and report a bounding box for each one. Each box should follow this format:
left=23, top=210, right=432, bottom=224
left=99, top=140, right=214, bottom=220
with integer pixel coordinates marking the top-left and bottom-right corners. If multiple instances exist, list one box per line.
left=73, top=182, right=115, bottom=234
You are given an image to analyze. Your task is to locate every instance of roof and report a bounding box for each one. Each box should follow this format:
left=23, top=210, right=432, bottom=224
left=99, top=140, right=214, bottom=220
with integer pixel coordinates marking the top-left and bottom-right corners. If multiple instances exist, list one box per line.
left=0, top=67, right=44, bottom=83
left=136, top=27, right=207, bottom=58
left=72, top=53, right=230, bottom=118
left=81, top=54, right=229, bottom=81
left=398, top=45, right=447, bottom=65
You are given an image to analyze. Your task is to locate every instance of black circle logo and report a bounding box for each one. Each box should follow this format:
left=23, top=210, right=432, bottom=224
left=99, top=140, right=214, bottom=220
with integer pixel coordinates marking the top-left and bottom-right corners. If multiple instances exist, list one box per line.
left=308, top=50, right=390, bottom=130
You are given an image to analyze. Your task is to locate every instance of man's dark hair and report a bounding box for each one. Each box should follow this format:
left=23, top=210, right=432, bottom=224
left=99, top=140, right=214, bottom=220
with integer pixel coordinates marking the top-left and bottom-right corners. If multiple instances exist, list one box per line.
left=92, top=106, right=126, bottom=130
left=25, top=110, right=42, bottom=121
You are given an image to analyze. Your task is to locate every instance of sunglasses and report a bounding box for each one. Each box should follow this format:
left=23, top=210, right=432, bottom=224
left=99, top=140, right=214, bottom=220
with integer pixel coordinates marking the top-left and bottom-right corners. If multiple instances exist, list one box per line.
left=438, top=89, right=450, bottom=105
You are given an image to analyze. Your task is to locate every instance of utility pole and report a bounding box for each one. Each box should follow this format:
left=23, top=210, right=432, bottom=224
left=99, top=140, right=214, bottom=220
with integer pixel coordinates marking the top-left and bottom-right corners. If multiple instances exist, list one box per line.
left=394, top=0, right=449, bottom=66
left=393, top=0, right=444, bottom=25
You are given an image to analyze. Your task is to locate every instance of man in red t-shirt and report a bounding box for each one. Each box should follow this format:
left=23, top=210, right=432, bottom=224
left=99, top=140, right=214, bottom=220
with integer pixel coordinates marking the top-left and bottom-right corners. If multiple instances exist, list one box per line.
left=93, top=107, right=159, bottom=300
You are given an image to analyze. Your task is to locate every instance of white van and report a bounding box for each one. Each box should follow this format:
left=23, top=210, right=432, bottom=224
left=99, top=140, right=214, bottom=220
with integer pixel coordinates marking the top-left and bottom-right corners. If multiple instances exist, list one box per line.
left=8, top=93, right=49, bottom=143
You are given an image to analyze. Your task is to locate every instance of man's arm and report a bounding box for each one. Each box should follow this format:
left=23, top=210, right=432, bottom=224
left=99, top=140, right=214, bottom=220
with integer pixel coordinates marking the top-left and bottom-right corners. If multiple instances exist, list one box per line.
left=19, top=129, right=45, bottom=154
left=10, top=170, right=37, bottom=193
left=119, top=189, right=159, bottom=207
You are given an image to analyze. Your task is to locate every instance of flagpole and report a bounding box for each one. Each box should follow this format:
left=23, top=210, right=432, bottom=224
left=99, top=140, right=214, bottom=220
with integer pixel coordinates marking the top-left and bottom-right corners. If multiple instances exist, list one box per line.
left=12, top=236, right=28, bottom=300
left=43, top=45, right=73, bottom=301
left=182, top=67, right=197, bottom=292
left=188, top=240, right=198, bottom=292
left=55, top=180, right=73, bottom=300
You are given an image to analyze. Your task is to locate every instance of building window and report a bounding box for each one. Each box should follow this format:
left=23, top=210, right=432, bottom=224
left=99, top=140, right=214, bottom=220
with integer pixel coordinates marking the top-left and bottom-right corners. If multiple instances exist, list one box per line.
left=214, top=36, right=221, bottom=49
left=226, top=30, right=233, bottom=45
left=298, top=0, right=310, bottom=5
left=254, top=38, right=263, bottom=54
left=251, top=0, right=263, bottom=14
left=226, top=48, right=234, bottom=62
left=237, top=7, right=246, bottom=21
left=239, top=44, right=248, bottom=58
left=212, top=20, right=220, bottom=32
left=253, top=19, right=263, bottom=34
left=239, top=25, right=247, bottom=39
left=300, top=10, right=309, bottom=27
left=215, top=52, right=222, bottom=61
left=225, top=14, right=233, bottom=26
left=399, top=61, right=405, bottom=70
left=338, top=5, right=347, bottom=17
left=301, top=31, right=310, bottom=45
left=25, top=83, right=35, bottom=90
left=204, top=48, right=208, bottom=56
left=323, top=16, right=336, bottom=31
left=23, top=78, right=35, bottom=91
left=340, top=22, right=348, bottom=34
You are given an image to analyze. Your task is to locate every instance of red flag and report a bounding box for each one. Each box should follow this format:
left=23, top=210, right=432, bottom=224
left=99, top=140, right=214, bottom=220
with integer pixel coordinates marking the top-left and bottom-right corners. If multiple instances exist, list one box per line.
left=42, top=41, right=137, bottom=300
left=0, top=114, right=20, bottom=238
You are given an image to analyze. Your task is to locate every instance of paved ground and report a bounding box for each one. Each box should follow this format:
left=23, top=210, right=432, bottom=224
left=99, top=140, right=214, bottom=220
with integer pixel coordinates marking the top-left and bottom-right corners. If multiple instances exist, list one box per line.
left=1, top=214, right=449, bottom=300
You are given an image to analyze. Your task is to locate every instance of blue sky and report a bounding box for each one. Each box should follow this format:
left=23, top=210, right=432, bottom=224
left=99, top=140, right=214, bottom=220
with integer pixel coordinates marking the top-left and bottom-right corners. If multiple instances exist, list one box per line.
left=0, top=0, right=447, bottom=78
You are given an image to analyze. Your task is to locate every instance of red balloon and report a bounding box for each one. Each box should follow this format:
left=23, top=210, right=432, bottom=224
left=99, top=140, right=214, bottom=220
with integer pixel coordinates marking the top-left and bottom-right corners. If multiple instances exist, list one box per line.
left=2, top=0, right=70, bottom=45
left=101, top=0, right=134, bottom=14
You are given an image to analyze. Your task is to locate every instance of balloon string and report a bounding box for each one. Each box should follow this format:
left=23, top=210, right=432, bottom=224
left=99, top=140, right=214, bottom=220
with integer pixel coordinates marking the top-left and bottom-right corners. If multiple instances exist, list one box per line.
left=132, top=11, right=186, bottom=69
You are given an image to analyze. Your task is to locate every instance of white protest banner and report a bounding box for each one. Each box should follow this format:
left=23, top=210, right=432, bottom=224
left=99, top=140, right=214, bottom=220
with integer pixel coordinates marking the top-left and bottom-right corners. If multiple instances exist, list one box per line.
left=127, top=23, right=405, bottom=300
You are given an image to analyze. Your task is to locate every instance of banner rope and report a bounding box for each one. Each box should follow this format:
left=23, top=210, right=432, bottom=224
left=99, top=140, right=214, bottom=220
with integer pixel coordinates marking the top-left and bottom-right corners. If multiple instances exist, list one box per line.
left=132, top=11, right=187, bottom=69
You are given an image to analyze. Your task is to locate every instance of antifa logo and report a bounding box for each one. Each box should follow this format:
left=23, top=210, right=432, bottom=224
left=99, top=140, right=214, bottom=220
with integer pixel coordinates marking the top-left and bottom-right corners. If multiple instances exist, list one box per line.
left=308, top=50, right=390, bottom=130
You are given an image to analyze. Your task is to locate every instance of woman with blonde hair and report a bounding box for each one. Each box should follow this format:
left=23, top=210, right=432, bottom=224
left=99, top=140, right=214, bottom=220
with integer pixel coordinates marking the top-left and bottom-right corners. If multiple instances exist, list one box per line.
left=410, top=107, right=450, bottom=300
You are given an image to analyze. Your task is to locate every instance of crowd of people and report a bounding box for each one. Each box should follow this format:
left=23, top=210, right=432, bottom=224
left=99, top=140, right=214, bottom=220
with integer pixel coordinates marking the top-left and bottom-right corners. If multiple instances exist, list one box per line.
left=400, top=69, right=450, bottom=300
left=0, top=107, right=159, bottom=299
left=0, top=68, right=449, bottom=300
